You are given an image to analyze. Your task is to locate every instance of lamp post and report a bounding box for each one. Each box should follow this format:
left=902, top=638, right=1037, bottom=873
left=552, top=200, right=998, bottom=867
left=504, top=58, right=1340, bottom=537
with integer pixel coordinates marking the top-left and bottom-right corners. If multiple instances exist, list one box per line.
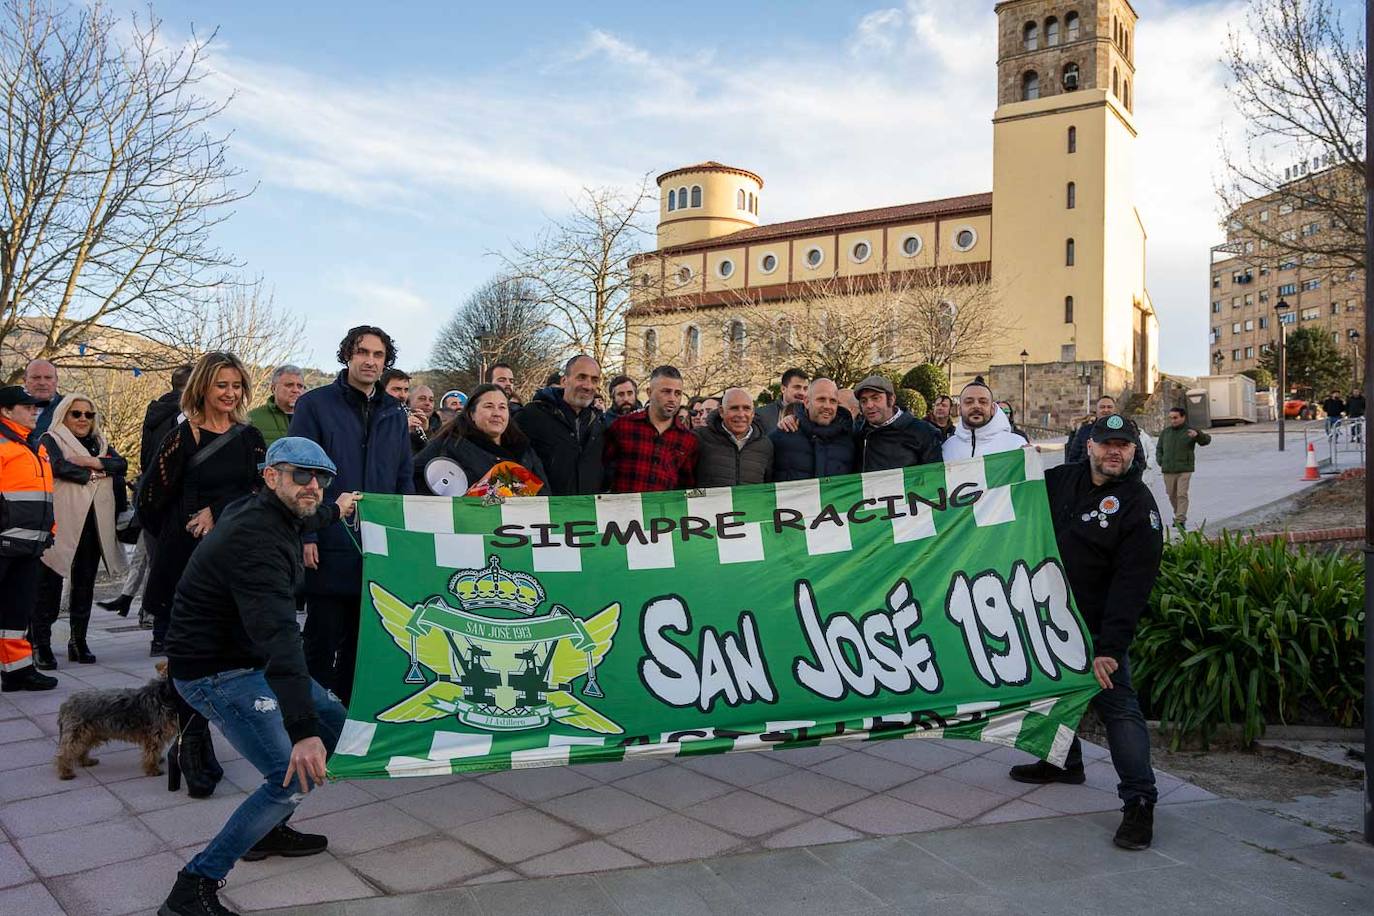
left=1350, top=330, right=1361, bottom=390
left=474, top=328, right=491, bottom=385
left=1362, top=0, right=1372, bottom=845
left=1019, top=349, right=1029, bottom=421
left=1275, top=298, right=1290, bottom=451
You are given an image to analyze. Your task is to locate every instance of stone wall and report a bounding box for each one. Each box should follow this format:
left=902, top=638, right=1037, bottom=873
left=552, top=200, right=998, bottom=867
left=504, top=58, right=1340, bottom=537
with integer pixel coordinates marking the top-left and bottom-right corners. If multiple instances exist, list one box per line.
left=987, top=360, right=1134, bottom=432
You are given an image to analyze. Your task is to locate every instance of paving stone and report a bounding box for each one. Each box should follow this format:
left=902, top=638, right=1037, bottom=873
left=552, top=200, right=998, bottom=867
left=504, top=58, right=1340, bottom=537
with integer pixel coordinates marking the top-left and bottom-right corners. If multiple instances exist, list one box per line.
left=570, top=757, right=666, bottom=782
left=761, top=818, right=865, bottom=850
left=0, top=718, right=44, bottom=744
left=1158, top=782, right=1218, bottom=804
left=346, top=835, right=495, bottom=893
left=676, top=750, right=796, bottom=787
left=826, top=795, right=959, bottom=836
left=293, top=781, right=383, bottom=820
left=17, top=817, right=164, bottom=877
left=769, top=743, right=850, bottom=767
left=225, top=857, right=377, bottom=912
left=464, top=869, right=520, bottom=886
left=390, top=780, right=522, bottom=829
left=703, top=846, right=886, bottom=916
left=890, top=773, right=1012, bottom=820
left=31, top=712, right=61, bottom=737
left=46, top=850, right=184, bottom=916
left=355, top=773, right=461, bottom=800
left=1168, top=799, right=1335, bottom=851
left=1288, top=840, right=1374, bottom=887
left=751, top=769, right=870, bottom=815
left=612, top=764, right=732, bottom=809
left=681, top=789, right=809, bottom=838
left=517, top=839, right=643, bottom=878
left=82, top=746, right=163, bottom=784
left=468, top=872, right=623, bottom=916
left=456, top=808, right=583, bottom=864
left=184, top=843, right=345, bottom=885
left=292, top=801, right=432, bottom=856
left=536, top=784, right=668, bottom=833
left=1022, top=782, right=1125, bottom=815
left=139, top=790, right=252, bottom=846
left=0, top=736, right=58, bottom=769
left=1064, top=864, right=1296, bottom=916
left=3, top=690, right=69, bottom=716
left=0, top=783, right=126, bottom=837
left=0, top=881, right=66, bottom=916
left=812, top=752, right=926, bottom=792
left=861, top=738, right=974, bottom=771
left=606, top=812, right=740, bottom=864
left=971, top=799, right=1061, bottom=825
left=0, top=761, right=99, bottom=801
left=938, top=755, right=1039, bottom=795
left=478, top=766, right=598, bottom=803
left=811, top=835, right=983, bottom=906
left=219, top=755, right=270, bottom=792
left=0, top=843, right=35, bottom=889
left=596, top=860, right=726, bottom=915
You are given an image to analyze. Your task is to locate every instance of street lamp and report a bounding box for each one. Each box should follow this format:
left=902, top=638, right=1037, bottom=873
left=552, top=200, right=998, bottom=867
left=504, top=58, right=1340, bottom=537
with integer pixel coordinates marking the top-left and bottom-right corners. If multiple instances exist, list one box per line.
left=1212, top=349, right=1224, bottom=374
left=1019, top=349, right=1029, bottom=422
left=1350, top=330, right=1361, bottom=390
left=1275, top=298, right=1290, bottom=451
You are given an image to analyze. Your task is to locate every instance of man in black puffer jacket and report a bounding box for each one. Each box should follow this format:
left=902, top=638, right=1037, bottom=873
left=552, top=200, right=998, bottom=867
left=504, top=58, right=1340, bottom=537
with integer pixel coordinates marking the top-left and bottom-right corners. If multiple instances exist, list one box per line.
left=514, top=356, right=604, bottom=496
left=852, top=375, right=943, bottom=471
left=770, top=378, right=856, bottom=481
left=695, top=388, right=772, bottom=486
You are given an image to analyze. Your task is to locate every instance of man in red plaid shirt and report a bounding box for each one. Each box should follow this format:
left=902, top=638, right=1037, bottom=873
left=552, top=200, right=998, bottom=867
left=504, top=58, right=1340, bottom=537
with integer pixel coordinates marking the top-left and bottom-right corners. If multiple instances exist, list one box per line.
left=604, top=365, right=698, bottom=493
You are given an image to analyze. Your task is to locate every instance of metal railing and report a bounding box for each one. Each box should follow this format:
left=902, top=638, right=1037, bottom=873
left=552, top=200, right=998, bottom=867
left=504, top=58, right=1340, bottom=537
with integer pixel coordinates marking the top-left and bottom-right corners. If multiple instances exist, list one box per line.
left=1304, top=417, right=1367, bottom=471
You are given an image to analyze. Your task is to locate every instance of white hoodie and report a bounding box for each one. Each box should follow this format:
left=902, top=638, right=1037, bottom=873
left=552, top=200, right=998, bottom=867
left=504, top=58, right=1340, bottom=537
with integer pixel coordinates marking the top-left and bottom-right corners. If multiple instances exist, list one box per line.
left=942, top=406, right=1028, bottom=460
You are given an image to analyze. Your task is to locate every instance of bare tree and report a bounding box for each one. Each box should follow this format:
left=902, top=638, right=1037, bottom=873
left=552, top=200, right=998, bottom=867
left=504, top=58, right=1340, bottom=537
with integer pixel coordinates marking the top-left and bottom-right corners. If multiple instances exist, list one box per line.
left=497, top=177, right=655, bottom=368
left=165, top=279, right=308, bottom=391
left=430, top=276, right=561, bottom=395
left=0, top=0, right=248, bottom=383
left=1219, top=0, right=1365, bottom=268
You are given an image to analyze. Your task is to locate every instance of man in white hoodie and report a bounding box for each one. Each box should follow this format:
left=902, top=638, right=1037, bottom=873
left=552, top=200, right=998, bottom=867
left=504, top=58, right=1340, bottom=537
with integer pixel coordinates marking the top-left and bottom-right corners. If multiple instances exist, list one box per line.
left=942, top=377, right=1028, bottom=460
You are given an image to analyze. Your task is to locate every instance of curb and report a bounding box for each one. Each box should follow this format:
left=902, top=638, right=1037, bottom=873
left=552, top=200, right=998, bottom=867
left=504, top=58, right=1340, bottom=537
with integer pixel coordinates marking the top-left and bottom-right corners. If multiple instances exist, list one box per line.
left=1236, top=527, right=1365, bottom=545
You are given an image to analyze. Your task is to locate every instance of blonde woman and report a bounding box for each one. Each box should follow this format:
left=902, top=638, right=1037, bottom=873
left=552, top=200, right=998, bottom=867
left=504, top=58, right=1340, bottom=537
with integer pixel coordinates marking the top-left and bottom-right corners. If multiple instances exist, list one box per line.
left=136, top=352, right=265, bottom=798
left=31, top=396, right=128, bottom=667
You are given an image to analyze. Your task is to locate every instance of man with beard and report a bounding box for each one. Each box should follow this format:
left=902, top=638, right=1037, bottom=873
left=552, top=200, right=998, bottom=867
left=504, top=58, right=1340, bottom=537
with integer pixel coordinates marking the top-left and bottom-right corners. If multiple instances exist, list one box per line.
left=1066, top=394, right=1117, bottom=463
left=514, top=355, right=605, bottom=495
left=603, top=365, right=698, bottom=493
left=942, top=377, right=1027, bottom=460
left=1006, top=414, right=1163, bottom=852
left=603, top=375, right=640, bottom=430
left=756, top=368, right=810, bottom=433
left=769, top=378, right=856, bottom=480
left=852, top=375, right=942, bottom=471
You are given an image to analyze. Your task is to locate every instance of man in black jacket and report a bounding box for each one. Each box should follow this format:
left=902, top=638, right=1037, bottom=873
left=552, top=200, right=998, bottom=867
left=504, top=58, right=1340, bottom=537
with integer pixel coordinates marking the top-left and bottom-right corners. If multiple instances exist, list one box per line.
left=1007, top=414, right=1164, bottom=851
left=160, top=437, right=359, bottom=916
left=514, top=355, right=605, bottom=495
left=852, top=375, right=943, bottom=471
left=770, top=379, right=856, bottom=480
left=1065, top=394, right=1116, bottom=463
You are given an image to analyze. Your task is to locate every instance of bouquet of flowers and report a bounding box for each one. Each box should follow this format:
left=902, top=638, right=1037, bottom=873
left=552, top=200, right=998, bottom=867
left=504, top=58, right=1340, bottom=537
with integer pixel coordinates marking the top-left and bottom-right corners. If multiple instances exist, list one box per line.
left=464, top=461, right=544, bottom=501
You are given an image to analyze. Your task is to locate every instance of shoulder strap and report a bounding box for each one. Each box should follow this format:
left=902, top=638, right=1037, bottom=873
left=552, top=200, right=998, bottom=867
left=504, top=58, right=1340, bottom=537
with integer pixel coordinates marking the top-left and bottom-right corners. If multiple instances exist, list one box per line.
left=188, top=423, right=246, bottom=472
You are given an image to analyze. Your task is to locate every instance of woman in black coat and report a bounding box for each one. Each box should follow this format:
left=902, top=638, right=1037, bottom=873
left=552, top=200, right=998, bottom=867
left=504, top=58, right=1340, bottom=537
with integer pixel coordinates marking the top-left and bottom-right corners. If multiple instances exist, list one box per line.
left=414, top=385, right=547, bottom=495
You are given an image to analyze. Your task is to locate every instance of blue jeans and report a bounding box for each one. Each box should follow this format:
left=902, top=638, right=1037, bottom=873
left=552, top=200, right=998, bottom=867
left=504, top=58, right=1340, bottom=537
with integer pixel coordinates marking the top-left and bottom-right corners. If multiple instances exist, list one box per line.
left=174, top=669, right=346, bottom=881
left=1064, top=656, right=1157, bottom=805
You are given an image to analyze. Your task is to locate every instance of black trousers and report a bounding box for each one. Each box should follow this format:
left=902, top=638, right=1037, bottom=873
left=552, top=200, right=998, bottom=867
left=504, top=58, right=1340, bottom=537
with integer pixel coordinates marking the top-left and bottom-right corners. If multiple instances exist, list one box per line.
left=31, top=509, right=102, bottom=648
left=146, top=528, right=199, bottom=643
left=302, top=592, right=361, bottom=704
left=0, top=555, right=41, bottom=673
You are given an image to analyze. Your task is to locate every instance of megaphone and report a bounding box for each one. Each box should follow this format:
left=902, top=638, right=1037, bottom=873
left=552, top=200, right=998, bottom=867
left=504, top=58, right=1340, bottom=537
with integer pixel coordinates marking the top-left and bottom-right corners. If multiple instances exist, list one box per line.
left=424, top=457, right=468, bottom=496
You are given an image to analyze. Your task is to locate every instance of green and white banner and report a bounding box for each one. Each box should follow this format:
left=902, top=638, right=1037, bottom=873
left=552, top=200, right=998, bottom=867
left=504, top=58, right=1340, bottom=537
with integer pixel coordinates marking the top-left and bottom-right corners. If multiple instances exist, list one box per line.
left=328, top=447, right=1100, bottom=779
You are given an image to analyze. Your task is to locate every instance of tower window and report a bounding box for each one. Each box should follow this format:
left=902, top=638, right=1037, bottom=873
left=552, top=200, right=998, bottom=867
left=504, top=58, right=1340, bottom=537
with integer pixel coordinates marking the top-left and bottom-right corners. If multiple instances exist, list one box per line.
left=1023, top=21, right=1038, bottom=50
left=1062, top=62, right=1080, bottom=91
left=667, top=189, right=676, bottom=211
left=643, top=329, right=658, bottom=364
left=1123, top=78, right=1131, bottom=110
left=1064, top=296, right=1074, bottom=323
left=901, top=234, right=923, bottom=257
left=1065, top=238, right=1076, bottom=267
left=678, top=186, right=688, bottom=208
left=1045, top=17, right=1059, bottom=47
left=690, top=185, right=702, bottom=208
left=1067, top=125, right=1077, bottom=153
left=1066, top=182, right=1076, bottom=209
left=1112, top=67, right=1119, bottom=98
left=737, top=189, right=745, bottom=209
left=748, top=192, right=755, bottom=213
left=1066, top=12, right=1079, bottom=41
left=684, top=326, right=701, bottom=365
left=1021, top=70, right=1040, bottom=101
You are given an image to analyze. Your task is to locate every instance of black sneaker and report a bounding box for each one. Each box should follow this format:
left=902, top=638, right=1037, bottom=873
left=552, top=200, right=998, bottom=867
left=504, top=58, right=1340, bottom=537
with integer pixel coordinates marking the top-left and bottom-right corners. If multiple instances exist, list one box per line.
left=1113, top=800, right=1154, bottom=850
left=1008, top=760, right=1086, bottom=785
left=240, top=823, right=328, bottom=862
left=158, top=868, right=238, bottom=916
left=1, top=665, right=58, bottom=692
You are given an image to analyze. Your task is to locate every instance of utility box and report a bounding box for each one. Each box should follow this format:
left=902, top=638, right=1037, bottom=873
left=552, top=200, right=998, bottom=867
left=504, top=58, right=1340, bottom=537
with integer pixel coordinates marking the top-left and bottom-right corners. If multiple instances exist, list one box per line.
left=1185, top=388, right=1211, bottom=430
left=1198, top=374, right=1257, bottom=425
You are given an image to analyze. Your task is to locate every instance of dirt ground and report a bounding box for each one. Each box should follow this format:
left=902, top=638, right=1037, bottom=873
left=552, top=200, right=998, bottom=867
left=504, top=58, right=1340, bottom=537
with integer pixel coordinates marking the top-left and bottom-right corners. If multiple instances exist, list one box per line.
left=1149, top=744, right=1360, bottom=802
left=1227, top=473, right=1366, bottom=534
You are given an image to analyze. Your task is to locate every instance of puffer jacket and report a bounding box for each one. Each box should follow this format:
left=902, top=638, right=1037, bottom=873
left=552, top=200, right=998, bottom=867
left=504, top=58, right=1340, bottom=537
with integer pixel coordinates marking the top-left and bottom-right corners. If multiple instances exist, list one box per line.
left=941, top=406, right=1028, bottom=460
left=770, top=410, right=856, bottom=481
left=513, top=387, right=603, bottom=496
left=0, top=417, right=55, bottom=558
left=694, top=412, right=773, bottom=487
left=413, top=434, right=548, bottom=495
left=856, top=409, right=944, bottom=471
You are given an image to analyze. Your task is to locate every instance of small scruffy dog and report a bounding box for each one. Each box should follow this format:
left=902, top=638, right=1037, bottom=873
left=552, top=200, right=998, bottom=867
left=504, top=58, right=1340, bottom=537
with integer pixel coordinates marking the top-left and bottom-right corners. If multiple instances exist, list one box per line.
left=55, top=661, right=178, bottom=780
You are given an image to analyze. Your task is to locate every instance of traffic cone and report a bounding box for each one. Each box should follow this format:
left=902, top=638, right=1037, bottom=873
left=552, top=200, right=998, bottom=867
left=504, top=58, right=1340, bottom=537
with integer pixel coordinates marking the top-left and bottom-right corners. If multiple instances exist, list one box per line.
left=1302, top=442, right=1320, bottom=480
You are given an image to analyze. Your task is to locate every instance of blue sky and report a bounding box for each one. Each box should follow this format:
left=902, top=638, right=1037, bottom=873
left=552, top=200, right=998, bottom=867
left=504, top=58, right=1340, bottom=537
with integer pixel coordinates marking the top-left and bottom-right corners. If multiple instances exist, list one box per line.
left=114, top=0, right=1359, bottom=377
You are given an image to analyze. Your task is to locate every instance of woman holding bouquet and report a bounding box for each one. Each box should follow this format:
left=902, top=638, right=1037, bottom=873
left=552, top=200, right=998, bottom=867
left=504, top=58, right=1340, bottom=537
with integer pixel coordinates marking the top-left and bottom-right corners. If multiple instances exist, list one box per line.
left=415, top=385, right=546, bottom=496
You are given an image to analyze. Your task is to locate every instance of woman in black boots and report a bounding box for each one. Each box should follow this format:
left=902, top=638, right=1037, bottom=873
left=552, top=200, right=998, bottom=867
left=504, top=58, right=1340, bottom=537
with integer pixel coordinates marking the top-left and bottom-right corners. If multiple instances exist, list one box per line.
left=31, top=396, right=127, bottom=669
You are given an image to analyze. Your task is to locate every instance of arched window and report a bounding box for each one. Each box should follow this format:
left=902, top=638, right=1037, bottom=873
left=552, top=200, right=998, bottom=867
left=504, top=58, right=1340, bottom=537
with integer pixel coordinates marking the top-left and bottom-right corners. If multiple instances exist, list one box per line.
left=1045, top=17, right=1060, bottom=47
left=667, top=189, right=676, bottom=211
left=1062, top=62, right=1080, bottom=91
left=684, top=326, right=700, bottom=365
left=1023, top=21, right=1038, bottom=50
left=1123, top=78, right=1131, bottom=110
left=752, top=194, right=758, bottom=214
left=1067, top=125, right=1077, bottom=153
left=1066, top=12, right=1080, bottom=41
left=1065, top=238, right=1076, bottom=267
left=727, top=320, right=746, bottom=366
left=1064, top=296, right=1074, bottom=323
left=1112, top=67, right=1119, bottom=98
left=748, top=192, right=755, bottom=212
left=1066, top=182, right=1076, bottom=209
left=690, top=185, right=702, bottom=208
left=1021, top=70, right=1040, bottom=101
left=643, top=328, right=658, bottom=365
left=678, top=186, right=688, bottom=208
left=737, top=189, right=745, bottom=209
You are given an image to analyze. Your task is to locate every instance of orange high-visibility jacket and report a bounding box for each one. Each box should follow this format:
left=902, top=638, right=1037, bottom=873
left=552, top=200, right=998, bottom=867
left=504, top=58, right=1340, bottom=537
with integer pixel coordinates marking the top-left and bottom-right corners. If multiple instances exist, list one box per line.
left=0, top=416, right=55, bottom=558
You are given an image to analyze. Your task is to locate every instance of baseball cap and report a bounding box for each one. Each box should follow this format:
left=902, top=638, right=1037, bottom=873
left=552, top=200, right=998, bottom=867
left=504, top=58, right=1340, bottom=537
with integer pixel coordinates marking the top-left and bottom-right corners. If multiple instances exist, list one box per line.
left=854, top=375, right=895, bottom=398
left=441, top=389, right=467, bottom=407
left=262, top=436, right=337, bottom=474
left=1089, top=414, right=1138, bottom=443
left=0, top=386, right=39, bottom=408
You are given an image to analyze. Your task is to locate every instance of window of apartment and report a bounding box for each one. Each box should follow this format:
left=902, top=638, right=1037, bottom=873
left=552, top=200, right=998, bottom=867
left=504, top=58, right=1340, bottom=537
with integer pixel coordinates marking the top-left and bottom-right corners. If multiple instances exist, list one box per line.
left=1331, top=302, right=1339, bottom=315
left=1301, top=307, right=1319, bottom=320
left=1245, top=346, right=1255, bottom=358
left=1231, top=322, right=1241, bottom=334
left=1210, top=327, right=1220, bottom=343
left=1211, top=274, right=1220, bottom=288
left=1244, top=319, right=1254, bottom=331
left=1333, top=331, right=1341, bottom=344
left=1065, top=237, right=1075, bottom=266
left=1259, top=290, right=1269, bottom=302
left=1279, top=202, right=1294, bottom=215
left=1231, top=297, right=1239, bottom=308
left=1064, top=295, right=1074, bottom=323
left=1279, top=258, right=1297, bottom=271
left=1066, top=182, right=1076, bottom=209
left=1244, top=241, right=1255, bottom=254
left=1279, top=283, right=1298, bottom=295
left=1302, top=278, right=1321, bottom=291
left=1244, top=294, right=1253, bottom=306
left=1232, top=349, right=1241, bottom=361
left=1279, top=228, right=1297, bottom=242
left=1259, top=316, right=1269, bottom=329
left=1067, top=126, right=1077, bottom=153
left=1259, top=264, right=1269, bottom=276
left=1279, top=311, right=1297, bottom=325
left=1301, top=221, right=1320, bottom=237
left=1260, top=209, right=1270, bottom=222
left=1348, top=300, right=1360, bottom=312
left=1211, top=301, right=1221, bottom=313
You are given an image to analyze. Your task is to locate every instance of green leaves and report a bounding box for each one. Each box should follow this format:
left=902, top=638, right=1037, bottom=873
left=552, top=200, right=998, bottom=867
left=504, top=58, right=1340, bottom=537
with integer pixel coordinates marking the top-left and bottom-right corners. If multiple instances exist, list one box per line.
left=1135, top=531, right=1365, bottom=748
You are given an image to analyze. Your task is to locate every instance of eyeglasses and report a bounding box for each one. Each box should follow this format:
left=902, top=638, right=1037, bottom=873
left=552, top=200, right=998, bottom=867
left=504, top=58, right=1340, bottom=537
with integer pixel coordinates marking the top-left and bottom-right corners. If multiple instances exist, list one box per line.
left=68, top=411, right=96, bottom=420
left=278, top=466, right=335, bottom=488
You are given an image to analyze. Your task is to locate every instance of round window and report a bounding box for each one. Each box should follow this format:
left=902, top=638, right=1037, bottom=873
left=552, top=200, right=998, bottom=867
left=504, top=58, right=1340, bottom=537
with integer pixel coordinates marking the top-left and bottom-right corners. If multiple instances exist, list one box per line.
left=851, top=241, right=871, bottom=263
left=901, top=235, right=922, bottom=257
left=759, top=253, right=778, bottom=274
left=718, top=259, right=734, bottom=279
left=805, top=247, right=824, bottom=268
left=677, top=267, right=693, bottom=284
left=954, top=228, right=977, bottom=251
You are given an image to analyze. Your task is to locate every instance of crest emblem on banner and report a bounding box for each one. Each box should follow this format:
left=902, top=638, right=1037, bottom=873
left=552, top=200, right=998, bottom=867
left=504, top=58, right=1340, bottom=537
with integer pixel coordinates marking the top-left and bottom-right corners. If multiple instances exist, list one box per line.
left=368, top=556, right=623, bottom=734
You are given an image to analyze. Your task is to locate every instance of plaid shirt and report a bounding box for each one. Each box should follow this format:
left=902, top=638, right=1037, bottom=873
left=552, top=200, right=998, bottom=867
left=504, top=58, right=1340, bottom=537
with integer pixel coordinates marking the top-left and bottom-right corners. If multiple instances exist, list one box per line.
left=603, top=409, right=698, bottom=493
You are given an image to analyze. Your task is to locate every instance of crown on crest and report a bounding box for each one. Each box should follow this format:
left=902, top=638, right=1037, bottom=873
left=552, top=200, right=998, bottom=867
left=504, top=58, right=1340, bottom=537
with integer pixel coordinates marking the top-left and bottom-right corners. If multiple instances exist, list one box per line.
left=447, top=556, right=544, bottom=615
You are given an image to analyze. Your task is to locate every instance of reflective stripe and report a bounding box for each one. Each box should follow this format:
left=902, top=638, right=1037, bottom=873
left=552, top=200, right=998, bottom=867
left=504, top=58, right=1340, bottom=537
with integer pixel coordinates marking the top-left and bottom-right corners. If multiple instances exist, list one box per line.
left=0, top=528, right=48, bottom=541
left=0, top=636, right=33, bottom=670
left=0, top=491, right=50, bottom=501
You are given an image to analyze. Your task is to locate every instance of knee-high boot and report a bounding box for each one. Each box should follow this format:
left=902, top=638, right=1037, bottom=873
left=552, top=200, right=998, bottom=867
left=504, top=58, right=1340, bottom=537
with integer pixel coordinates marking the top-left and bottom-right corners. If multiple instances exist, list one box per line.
left=167, top=695, right=222, bottom=798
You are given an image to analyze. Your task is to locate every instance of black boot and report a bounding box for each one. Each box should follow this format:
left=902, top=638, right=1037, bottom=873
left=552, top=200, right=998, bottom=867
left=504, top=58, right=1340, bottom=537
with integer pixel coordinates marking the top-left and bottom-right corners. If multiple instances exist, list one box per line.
left=174, top=719, right=222, bottom=798
left=68, top=617, right=96, bottom=663
left=98, top=594, right=133, bottom=616
left=1008, top=760, right=1086, bottom=785
left=241, top=823, right=328, bottom=862
left=1, top=665, right=58, bottom=692
left=158, top=868, right=238, bottom=916
left=33, top=644, right=57, bottom=670
left=1113, top=800, right=1154, bottom=850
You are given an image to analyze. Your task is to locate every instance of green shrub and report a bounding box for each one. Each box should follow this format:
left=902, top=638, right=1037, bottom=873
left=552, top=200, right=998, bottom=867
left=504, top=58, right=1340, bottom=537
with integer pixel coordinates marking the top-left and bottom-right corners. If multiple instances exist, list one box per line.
left=1133, top=531, right=1364, bottom=747
left=1240, top=367, right=1274, bottom=389
left=901, top=364, right=948, bottom=405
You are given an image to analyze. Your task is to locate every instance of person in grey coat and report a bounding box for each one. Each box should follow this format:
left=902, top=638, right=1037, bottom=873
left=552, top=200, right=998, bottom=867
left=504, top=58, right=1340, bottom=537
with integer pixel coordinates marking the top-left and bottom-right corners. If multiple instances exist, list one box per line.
left=694, top=388, right=773, bottom=487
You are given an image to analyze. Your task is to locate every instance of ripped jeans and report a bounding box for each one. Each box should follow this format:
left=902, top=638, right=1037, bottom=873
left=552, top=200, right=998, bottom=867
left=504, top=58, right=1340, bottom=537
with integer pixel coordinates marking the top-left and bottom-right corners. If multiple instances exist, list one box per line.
left=174, top=669, right=346, bottom=881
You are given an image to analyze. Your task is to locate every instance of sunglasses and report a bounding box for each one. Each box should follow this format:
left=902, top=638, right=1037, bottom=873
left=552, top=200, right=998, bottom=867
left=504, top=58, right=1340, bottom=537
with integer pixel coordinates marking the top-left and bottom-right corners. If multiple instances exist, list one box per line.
left=280, top=466, right=334, bottom=488
left=68, top=411, right=96, bottom=420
